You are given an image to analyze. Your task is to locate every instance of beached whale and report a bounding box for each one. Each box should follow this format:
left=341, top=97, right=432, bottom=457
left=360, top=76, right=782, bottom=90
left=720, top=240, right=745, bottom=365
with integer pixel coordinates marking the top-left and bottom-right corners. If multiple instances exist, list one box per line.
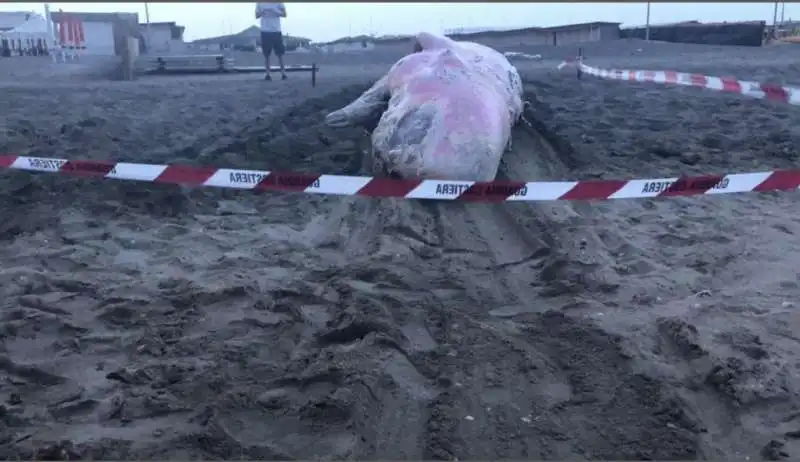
left=325, top=32, right=524, bottom=181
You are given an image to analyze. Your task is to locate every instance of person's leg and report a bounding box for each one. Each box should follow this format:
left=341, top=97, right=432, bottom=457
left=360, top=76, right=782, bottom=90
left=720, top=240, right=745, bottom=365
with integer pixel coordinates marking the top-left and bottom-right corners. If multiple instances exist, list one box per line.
left=260, top=31, right=273, bottom=80
left=277, top=54, right=286, bottom=79
left=272, top=33, right=287, bottom=79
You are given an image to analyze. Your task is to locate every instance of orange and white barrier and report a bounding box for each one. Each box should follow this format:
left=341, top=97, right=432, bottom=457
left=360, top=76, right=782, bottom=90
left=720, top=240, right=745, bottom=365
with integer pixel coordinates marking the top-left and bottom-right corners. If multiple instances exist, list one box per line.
left=3, top=155, right=800, bottom=203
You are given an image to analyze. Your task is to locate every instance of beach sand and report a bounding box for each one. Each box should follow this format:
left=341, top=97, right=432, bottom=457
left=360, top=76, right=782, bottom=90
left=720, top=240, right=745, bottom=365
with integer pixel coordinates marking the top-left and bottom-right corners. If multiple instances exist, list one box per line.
left=0, top=40, right=800, bottom=460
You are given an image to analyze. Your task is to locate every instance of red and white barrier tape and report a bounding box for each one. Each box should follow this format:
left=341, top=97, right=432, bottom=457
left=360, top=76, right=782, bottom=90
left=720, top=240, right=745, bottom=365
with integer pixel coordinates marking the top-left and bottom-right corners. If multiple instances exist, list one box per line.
left=558, top=59, right=800, bottom=106
left=2, top=155, right=800, bottom=202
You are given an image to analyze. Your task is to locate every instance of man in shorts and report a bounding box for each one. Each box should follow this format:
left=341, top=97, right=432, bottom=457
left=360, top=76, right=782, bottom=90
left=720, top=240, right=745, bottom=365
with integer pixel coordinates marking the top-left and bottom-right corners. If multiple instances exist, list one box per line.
left=255, top=2, right=287, bottom=81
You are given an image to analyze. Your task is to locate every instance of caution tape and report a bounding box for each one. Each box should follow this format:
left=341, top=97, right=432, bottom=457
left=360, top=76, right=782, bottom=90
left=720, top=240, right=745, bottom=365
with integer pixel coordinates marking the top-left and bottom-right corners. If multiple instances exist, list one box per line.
left=2, top=155, right=800, bottom=202
left=558, top=59, right=800, bottom=106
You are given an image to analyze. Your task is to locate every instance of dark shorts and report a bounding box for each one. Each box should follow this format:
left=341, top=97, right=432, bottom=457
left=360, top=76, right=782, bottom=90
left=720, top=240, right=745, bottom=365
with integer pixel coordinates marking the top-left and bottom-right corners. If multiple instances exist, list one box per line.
left=260, top=31, right=285, bottom=57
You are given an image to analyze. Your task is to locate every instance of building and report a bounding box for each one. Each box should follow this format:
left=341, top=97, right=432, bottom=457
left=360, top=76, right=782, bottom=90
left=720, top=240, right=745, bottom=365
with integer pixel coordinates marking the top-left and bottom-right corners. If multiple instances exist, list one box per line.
left=139, top=21, right=186, bottom=53
left=446, top=21, right=621, bottom=48
left=621, top=20, right=766, bottom=47
left=190, top=27, right=311, bottom=52
left=368, top=35, right=414, bottom=56
left=546, top=21, right=620, bottom=46
left=336, top=21, right=620, bottom=56
left=776, top=19, right=800, bottom=39
left=198, top=26, right=261, bottom=51
left=50, top=11, right=140, bottom=56
left=319, top=35, right=376, bottom=53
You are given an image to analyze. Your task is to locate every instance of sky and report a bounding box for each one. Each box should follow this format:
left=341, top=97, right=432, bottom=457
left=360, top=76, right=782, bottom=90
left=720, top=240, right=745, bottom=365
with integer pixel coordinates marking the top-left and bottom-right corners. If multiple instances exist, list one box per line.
left=3, top=2, right=799, bottom=43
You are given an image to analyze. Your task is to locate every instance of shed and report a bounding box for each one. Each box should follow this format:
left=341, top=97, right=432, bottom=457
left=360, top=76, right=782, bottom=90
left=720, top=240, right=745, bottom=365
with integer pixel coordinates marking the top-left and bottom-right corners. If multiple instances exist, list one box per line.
left=547, top=21, right=621, bottom=46
left=139, top=21, right=186, bottom=53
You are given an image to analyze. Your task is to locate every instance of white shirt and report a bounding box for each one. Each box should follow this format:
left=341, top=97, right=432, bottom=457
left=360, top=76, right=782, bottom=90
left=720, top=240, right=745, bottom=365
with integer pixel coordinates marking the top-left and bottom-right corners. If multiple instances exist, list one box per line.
left=256, top=2, right=285, bottom=32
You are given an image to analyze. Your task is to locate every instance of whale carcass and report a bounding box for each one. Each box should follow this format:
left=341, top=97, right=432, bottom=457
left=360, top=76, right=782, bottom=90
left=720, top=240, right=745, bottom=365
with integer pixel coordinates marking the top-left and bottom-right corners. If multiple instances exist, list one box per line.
left=325, top=32, right=524, bottom=181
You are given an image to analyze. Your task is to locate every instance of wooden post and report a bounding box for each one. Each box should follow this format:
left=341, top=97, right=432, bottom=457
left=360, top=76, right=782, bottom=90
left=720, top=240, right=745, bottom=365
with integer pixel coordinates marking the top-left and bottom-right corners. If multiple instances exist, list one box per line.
left=576, top=47, right=583, bottom=80
left=311, top=63, right=317, bottom=87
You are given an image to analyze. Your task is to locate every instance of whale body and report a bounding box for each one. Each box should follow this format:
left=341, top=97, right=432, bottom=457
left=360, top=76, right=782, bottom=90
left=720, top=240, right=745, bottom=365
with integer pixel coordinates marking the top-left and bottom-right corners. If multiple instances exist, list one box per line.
left=325, top=32, right=523, bottom=181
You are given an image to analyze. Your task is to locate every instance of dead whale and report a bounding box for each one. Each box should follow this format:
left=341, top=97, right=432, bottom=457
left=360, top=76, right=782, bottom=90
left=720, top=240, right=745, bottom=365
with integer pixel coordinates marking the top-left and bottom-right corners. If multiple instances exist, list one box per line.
left=325, top=32, right=524, bottom=181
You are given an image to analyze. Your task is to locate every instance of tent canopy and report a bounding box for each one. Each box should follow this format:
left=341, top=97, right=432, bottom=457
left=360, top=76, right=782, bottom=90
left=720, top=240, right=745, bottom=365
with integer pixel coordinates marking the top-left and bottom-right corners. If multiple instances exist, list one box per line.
left=10, top=14, right=48, bottom=34
left=1, top=14, right=54, bottom=45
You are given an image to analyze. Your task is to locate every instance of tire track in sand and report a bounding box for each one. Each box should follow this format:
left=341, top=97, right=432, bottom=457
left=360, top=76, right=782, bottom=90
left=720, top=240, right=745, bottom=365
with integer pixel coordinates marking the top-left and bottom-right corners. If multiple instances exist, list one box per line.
left=297, top=83, right=702, bottom=459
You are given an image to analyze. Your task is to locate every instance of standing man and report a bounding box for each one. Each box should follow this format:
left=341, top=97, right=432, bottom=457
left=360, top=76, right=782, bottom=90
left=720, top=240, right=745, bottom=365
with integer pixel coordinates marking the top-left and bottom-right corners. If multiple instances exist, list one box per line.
left=255, top=2, right=288, bottom=81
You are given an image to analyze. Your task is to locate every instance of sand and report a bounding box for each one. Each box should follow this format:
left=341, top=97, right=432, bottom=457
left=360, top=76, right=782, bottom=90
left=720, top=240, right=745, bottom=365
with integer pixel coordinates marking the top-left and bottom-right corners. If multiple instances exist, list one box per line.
left=0, top=40, right=799, bottom=460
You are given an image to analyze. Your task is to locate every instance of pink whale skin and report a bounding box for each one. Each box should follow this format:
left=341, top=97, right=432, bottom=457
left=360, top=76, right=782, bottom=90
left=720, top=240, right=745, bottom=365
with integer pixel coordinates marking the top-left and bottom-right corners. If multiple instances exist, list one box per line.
left=325, top=32, right=523, bottom=181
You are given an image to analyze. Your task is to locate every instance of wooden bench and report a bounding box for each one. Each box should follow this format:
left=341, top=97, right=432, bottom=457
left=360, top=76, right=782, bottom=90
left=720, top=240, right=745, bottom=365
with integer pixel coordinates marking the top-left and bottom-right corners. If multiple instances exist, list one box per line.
left=231, top=64, right=319, bottom=87
left=142, top=54, right=235, bottom=74
left=140, top=55, right=319, bottom=86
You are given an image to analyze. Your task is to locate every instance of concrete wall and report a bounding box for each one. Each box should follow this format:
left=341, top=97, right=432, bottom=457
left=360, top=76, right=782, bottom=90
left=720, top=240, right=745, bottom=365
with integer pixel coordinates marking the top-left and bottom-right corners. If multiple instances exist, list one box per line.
left=83, top=21, right=115, bottom=55
left=552, top=25, right=619, bottom=46
left=168, top=39, right=187, bottom=53
left=193, top=43, right=221, bottom=52
left=599, top=24, right=620, bottom=40
left=119, top=36, right=138, bottom=80
left=555, top=28, right=589, bottom=46
left=143, top=25, right=187, bottom=53
left=450, top=24, right=619, bottom=49
left=112, top=19, right=138, bottom=58
left=144, top=25, right=170, bottom=52
left=479, top=32, right=552, bottom=48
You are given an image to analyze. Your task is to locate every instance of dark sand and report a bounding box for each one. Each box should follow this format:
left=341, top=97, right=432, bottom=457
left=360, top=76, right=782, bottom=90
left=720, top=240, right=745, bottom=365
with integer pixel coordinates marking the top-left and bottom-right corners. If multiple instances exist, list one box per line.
left=0, top=40, right=800, bottom=460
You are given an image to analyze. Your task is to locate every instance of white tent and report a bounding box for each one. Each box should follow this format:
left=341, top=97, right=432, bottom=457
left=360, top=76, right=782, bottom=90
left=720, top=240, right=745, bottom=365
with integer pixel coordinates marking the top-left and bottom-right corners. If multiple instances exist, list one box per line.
left=1, top=13, right=55, bottom=52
